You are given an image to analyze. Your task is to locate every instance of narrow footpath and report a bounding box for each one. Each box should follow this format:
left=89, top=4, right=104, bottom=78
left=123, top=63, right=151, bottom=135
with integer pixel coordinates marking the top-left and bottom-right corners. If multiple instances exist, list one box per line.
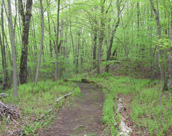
left=41, top=83, right=105, bottom=136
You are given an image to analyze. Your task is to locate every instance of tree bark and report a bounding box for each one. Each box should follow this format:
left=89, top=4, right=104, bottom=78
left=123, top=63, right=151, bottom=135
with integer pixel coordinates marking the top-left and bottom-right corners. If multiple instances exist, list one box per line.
left=97, top=0, right=105, bottom=74
left=0, top=2, right=9, bottom=89
left=18, top=0, right=33, bottom=84
left=7, top=0, right=18, bottom=98
left=55, top=0, right=60, bottom=81
left=137, top=2, right=140, bottom=57
left=163, top=7, right=172, bottom=90
left=105, top=0, right=121, bottom=72
left=4, top=33, right=13, bottom=87
left=34, top=0, right=44, bottom=84
left=47, top=0, right=53, bottom=58
left=70, top=21, right=75, bottom=64
left=58, top=20, right=64, bottom=78
left=47, top=0, right=54, bottom=77
left=149, top=0, right=161, bottom=81
left=81, top=38, right=84, bottom=69
left=93, top=27, right=97, bottom=69
left=76, top=32, right=81, bottom=75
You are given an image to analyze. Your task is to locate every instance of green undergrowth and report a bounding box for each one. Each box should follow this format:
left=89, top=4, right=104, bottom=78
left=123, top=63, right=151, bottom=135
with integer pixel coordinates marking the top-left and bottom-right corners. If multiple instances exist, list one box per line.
left=102, top=91, right=118, bottom=135
left=0, top=80, right=80, bottom=135
left=88, top=73, right=172, bottom=136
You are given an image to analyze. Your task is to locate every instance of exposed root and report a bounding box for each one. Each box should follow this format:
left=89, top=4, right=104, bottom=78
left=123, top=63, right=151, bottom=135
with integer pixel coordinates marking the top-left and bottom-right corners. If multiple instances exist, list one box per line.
left=116, top=98, right=132, bottom=136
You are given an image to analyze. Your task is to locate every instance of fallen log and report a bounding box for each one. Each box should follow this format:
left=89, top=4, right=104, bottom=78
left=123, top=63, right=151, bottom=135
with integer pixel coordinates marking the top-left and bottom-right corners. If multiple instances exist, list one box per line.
left=57, top=91, right=74, bottom=102
left=0, top=93, right=9, bottom=98
left=116, top=98, right=132, bottom=136
left=81, top=79, right=110, bottom=92
left=63, top=79, right=68, bottom=82
left=30, top=91, right=74, bottom=123
left=9, top=91, right=75, bottom=136
left=116, top=98, right=126, bottom=113
left=82, top=79, right=94, bottom=83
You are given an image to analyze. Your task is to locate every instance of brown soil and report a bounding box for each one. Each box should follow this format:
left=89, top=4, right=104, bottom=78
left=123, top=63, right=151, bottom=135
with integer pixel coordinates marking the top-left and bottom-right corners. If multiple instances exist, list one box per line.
left=40, top=83, right=105, bottom=136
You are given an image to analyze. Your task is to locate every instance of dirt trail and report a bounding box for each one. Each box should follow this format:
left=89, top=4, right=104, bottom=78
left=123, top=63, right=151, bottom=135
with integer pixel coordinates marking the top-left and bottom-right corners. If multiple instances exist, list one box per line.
left=41, top=83, right=105, bottom=136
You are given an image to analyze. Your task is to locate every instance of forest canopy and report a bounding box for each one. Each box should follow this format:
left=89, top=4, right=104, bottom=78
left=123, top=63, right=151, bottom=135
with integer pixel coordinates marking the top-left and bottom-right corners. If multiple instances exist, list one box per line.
left=0, top=0, right=172, bottom=94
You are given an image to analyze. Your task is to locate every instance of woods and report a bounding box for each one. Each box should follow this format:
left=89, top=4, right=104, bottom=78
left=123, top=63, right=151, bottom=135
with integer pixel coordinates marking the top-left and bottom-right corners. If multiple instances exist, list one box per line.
left=0, top=0, right=172, bottom=135
left=0, top=0, right=171, bottom=91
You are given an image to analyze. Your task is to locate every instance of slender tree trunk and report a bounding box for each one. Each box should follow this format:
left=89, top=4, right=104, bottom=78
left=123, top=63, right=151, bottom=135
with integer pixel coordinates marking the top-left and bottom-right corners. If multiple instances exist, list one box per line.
left=69, top=19, right=76, bottom=75
left=93, top=27, right=97, bottom=69
left=47, top=0, right=53, bottom=58
left=18, top=0, right=33, bottom=84
left=149, top=0, right=161, bottom=81
left=97, top=0, right=105, bottom=74
left=168, top=7, right=172, bottom=87
left=137, top=2, right=140, bottom=57
left=76, top=32, right=81, bottom=75
left=34, top=0, right=44, bottom=84
left=81, top=38, right=84, bottom=69
left=150, top=8, right=154, bottom=79
left=0, top=2, right=9, bottom=89
left=55, top=0, right=60, bottom=81
left=58, top=20, right=64, bottom=78
left=47, top=0, right=53, bottom=78
left=105, top=0, right=120, bottom=72
left=0, top=34, right=8, bottom=89
left=163, top=7, right=172, bottom=90
left=7, top=0, right=18, bottom=98
left=105, top=19, right=120, bottom=72
left=64, top=21, right=69, bottom=78
left=4, top=33, right=12, bottom=87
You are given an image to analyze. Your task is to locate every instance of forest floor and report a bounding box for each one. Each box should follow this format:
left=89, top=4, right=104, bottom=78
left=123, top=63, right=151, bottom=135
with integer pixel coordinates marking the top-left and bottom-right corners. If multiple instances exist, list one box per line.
left=40, top=83, right=105, bottom=136
left=1, top=74, right=171, bottom=136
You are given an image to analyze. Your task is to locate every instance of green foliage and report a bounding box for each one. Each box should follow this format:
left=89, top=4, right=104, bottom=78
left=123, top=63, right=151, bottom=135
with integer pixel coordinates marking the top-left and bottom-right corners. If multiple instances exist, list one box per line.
left=1, top=0, right=172, bottom=134
left=102, top=94, right=114, bottom=124
left=1, top=80, right=80, bottom=135
left=96, top=72, right=113, bottom=79
left=89, top=75, right=172, bottom=135
left=102, top=93, right=118, bottom=136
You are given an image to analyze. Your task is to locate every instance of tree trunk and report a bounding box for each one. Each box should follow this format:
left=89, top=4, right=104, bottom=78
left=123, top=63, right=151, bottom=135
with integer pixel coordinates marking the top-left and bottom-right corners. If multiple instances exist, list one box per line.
left=47, top=0, right=53, bottom=58
left=76, top=32, right=81, bottom=75
left=137, top=2, right=140, bottom=57
left=4, top=33, right=12, bottom=87
left=47, top=6, right=53, bottom=77
left=47, top=3, right=53, bottom=78
left=97, top=0, right=105, bottom=74
left=0, top=34, right=8, bottom=89
left=93, top=27, right=97, bottom=69
left=0, top=2, right=9, bottom=89
left=34, top=0, right=44, bottom=84
left=18, top=0, right=33, bottom=84
left=69, top=16, right=76, bottom=74
left=58, top=20, right=64, bottom=78
left=7, top=0, right=18, bottom=98
left=149, top=0, right=161, bottom=81
left=81, top=38, right=84, bottom=69
left=163, top=7, right=172, bottom=90
left=105, top=0, right=120, bottom=73
left=55, top=0, right=60, bottom=81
